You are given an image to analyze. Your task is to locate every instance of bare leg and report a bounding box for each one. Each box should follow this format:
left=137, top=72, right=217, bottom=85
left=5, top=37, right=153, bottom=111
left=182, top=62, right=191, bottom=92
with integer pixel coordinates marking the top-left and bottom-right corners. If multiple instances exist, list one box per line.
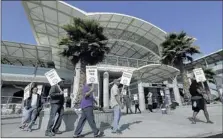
left=203, top=103, right=213, bottom=124
left=192, top=111, right=198, bottom=124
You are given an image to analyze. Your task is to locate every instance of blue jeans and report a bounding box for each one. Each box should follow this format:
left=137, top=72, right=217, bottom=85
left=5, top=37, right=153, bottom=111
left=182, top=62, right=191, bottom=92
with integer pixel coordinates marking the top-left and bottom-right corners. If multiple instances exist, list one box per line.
left=74, top=106, right=99, bottom=136
left=112, top=105, right=121, bottom=132
left=21, top=107, right=36, bottom=126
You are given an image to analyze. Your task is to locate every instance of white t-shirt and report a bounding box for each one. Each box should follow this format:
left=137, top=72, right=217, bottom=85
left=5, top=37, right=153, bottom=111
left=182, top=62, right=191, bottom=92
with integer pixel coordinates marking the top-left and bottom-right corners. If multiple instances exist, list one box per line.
left=31, top=94, right=38, bottom=107
left=122, top=89, right=127, bottom=96
left=110, top=84, right=120, bottom=108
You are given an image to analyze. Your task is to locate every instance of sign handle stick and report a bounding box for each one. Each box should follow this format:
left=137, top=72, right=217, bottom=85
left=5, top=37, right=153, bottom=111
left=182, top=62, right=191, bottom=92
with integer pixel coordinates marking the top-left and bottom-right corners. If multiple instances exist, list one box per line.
left=31, top=60, right=39, bottom=82
left=121, top=86, right=125, bottom=104
left=56, top=84, right=63, bottom=93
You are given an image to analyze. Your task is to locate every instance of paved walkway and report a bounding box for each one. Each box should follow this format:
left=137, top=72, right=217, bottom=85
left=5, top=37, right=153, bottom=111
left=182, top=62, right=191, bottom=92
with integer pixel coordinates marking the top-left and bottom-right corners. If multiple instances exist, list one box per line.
left=1, top=104, right=222, bottom=138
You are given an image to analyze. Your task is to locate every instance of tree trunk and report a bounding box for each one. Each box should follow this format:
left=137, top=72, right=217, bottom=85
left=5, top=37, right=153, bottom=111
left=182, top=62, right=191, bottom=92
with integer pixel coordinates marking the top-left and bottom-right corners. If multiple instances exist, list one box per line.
left=179, top=63, right=190, bottom=100
left=73, top=60, right=87, bottom=107
left=72, top=61, right=80, bottom=107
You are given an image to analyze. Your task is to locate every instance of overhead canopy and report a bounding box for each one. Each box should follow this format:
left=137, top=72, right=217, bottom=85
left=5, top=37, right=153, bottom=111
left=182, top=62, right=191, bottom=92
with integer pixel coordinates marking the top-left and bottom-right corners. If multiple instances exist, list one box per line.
left=1, top=41, right=74, bottom=69
left=1, top=41, right=51, bottom=67
left=22, top=1, right=166, bottom=69
left=133, top=64, right=180, bottom=83
left=1, top=73, right=48, bottom=83
left=185, top=49, right=223, bottom=71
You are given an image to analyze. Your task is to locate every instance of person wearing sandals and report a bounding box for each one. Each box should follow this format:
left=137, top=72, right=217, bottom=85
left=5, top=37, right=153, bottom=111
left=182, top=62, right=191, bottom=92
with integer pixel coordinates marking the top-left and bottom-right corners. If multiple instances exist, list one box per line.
left=189, top=77, right=213, bottom=124
left=73, top=81, right=103, bottom=138
left=19, top=84, right=43, bottom=131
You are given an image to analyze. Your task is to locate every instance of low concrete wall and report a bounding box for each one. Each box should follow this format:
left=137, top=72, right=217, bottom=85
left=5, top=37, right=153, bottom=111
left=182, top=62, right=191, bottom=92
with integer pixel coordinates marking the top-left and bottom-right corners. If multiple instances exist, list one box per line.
left=39, top=108, right=113, bottom=132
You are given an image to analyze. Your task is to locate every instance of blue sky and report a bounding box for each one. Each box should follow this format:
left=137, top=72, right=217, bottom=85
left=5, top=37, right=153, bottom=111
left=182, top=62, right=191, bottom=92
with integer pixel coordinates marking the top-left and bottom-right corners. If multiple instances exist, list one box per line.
left=2, top=1, right=222, bottom=58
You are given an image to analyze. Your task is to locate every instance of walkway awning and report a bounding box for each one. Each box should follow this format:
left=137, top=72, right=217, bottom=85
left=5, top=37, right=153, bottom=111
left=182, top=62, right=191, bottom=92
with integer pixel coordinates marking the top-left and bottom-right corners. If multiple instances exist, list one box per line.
left=133, top=64, right=180, bottom=83
left=1, top=73, right=48, bottom=83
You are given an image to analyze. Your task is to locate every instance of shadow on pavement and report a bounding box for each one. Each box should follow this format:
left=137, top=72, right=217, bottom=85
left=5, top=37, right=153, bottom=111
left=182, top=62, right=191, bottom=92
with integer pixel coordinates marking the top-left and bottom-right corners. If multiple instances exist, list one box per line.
left=81, top=122, right=111, bottom=137
left=205, top=133, right=223, bottom=138
left=187, top=117, right=206, bottom=123
left=119, top=121, right=142, bottom=132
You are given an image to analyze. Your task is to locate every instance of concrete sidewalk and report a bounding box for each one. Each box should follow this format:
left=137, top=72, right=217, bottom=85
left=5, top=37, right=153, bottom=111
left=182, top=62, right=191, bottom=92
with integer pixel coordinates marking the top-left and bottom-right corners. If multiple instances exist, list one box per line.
left=1, top=104, right=222, bottom=138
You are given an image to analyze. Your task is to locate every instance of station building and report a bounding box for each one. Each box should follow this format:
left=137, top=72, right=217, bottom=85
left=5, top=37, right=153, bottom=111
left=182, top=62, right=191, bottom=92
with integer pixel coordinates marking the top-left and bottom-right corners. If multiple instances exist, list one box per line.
left=1, top=1, right=222, bottom=110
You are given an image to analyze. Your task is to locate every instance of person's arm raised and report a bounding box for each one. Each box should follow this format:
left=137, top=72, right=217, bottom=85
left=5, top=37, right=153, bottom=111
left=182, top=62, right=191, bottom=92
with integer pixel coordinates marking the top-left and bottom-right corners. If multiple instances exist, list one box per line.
left=13, top=84, right=24, bottom=90
left=85, top=84, right=94, bottom=98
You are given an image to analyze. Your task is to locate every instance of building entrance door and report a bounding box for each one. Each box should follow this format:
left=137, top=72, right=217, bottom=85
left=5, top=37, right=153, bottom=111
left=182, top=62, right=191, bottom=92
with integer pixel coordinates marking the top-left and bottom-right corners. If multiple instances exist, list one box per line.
left=144, top=87, right=165, bottom=109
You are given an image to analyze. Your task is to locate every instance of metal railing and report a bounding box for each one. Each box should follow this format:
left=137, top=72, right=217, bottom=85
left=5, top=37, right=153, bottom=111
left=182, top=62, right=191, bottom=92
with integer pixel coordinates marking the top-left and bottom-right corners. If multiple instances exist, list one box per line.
left=1, top=96, right=24, bottom=116
left=1, top=96, right=50, bottom=116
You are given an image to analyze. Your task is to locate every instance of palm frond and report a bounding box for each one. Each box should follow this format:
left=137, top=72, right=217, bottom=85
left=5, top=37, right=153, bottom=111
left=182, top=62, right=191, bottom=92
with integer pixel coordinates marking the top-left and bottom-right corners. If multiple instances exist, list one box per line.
left=160, top=31, right=200, bottom=67
left=203, top=68, right=216, bottom=83
left=58, top=17, right=109, bottom=66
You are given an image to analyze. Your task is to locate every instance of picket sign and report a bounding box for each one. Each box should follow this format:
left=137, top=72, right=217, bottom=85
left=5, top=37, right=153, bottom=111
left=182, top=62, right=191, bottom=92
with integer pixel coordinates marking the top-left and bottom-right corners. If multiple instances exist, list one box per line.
left=86, top=66, right=98, bottom=84
left=120, top=71, right=133, bottom=86
left=45, top=69, right=62, bottom=86
left=193, top=68, right=207, bottom=82
left=133, top=94, right=138, bottom=100
left=122, top=89, right=127, bottom=96
left=37, top=85, right=43, bottom=95
left=160, top=90, right=164, bottom=96
left=23, top=62, right=39, bottom=100
left=24, top=83, right=33, bottom=100
left=63, top=88, right=68, bottom=97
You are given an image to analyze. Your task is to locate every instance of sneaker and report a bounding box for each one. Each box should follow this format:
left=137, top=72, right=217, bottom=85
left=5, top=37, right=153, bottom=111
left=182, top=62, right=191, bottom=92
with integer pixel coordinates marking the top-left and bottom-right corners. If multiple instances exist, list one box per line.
left=73, top=134, right=84, bottom=138
left=27, top=128, right=32, bottom=132
left=19, top=125, right=26, bottom=129
left=111, top=130, right=122, bottom=134
left=53, top=130, right=63, bottom=134
left=207, top=120, right=214, bottom=124
left=45, top=131, right=55, bottom=137
left=19, top=126, right=25, bottom=129
left=94, top=131, right=104, bottom=137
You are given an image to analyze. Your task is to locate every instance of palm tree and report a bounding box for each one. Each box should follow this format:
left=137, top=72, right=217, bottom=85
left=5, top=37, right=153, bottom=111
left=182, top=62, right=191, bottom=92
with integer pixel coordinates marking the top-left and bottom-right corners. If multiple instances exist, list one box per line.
left=59, top=18, right=110, bottom=105
left=161, top=31, right=201, bottom=99
left=203, top=68, right=216, bottom=84
left=203, top=68, right=222, bottom=102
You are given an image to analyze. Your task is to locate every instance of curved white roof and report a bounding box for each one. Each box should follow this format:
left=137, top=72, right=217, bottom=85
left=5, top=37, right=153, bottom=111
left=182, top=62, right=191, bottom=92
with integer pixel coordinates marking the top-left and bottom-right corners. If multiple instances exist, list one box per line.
left=22, top=1, right=166, bottom=69
left=133, top=64, right=180, bottom=83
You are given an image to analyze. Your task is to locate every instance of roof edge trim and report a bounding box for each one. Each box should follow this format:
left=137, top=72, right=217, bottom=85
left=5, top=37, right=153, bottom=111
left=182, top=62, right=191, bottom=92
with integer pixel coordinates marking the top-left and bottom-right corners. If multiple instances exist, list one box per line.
left=59, top=1, right=88, bottom=15
left=87, top=12, right=167, bottom=35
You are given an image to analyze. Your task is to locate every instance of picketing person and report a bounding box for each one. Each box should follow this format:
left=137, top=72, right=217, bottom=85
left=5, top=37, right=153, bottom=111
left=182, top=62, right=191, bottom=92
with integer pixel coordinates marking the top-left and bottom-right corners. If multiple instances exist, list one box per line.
left=73, top=78, right=103, bottom=138
left=110, top=79, right=124, bottom=134
left=19, top=83, right=43, bottom=132
left=45, top=80, right=65, bottom=137
left=189, top=75, right=213, bottom=124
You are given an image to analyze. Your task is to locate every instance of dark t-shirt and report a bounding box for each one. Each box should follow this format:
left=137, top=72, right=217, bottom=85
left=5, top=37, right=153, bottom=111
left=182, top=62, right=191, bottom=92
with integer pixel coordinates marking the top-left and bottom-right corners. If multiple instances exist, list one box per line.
left=189, top=80, right=203, bottom=97
left=49, top=85, right=64, bottom=105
